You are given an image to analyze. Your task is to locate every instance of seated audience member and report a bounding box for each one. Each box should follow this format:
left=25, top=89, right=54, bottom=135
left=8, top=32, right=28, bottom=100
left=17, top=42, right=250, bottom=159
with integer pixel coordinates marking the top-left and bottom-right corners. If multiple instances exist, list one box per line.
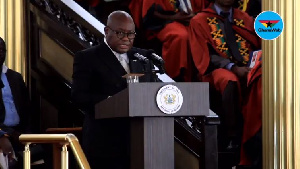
left=129, top=0, right=209, bottom=81
left=188, top=0, right=261, bottom=156
left=72, top=11, right=157, bottom=169
left=240, top=50, right=262, bottom=169
left=0, top=37, right=32, bottom=168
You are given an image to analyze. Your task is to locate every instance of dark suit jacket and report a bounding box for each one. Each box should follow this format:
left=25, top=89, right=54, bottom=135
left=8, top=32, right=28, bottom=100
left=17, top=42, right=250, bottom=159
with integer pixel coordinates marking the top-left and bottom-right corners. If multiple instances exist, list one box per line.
left=72, top=42, right=156, bottom=169
left=0, top=69, right=31, bottom=132
left=0, top=69, right=31, bottom=155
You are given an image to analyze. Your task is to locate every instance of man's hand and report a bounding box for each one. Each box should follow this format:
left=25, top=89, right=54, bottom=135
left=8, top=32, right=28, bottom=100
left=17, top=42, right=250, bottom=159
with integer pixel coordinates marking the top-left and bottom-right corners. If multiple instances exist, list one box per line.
left=0, top=136, right=14, bottom=162
left=231, top=66, right=251, bottom=78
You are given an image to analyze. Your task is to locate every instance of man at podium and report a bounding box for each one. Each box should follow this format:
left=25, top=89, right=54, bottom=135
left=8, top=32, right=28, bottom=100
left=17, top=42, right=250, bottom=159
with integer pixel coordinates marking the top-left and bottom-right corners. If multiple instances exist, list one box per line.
left=72, top=11, right=157, bottom=169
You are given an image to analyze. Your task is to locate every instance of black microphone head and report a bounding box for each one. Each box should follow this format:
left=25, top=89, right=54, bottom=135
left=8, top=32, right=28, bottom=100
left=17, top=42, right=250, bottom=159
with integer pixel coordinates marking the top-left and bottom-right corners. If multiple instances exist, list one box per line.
left=147, top=49, right=164, bottom=65
left=133, top=53, right=149, bottom=63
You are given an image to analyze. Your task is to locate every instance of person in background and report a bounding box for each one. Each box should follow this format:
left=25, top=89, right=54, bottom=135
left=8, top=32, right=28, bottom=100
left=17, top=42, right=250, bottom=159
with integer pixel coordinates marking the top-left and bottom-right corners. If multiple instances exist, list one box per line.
left=129, top=0, right=209, bottom=81
left=0, top=37, right=32, bottom=168
left=72, top=11, right=157, bottom=169
left=188, top=0, right=261, bottom=165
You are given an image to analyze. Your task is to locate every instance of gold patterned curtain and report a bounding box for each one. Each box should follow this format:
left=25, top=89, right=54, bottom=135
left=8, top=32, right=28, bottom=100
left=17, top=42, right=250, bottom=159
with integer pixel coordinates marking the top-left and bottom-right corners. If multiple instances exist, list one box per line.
left=0, top=0, right=26, bottom=79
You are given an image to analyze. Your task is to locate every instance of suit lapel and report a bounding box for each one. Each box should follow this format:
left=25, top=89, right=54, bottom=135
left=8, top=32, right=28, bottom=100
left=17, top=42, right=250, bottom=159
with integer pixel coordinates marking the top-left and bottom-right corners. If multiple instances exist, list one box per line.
left=97, top=43, right=127, bottom=77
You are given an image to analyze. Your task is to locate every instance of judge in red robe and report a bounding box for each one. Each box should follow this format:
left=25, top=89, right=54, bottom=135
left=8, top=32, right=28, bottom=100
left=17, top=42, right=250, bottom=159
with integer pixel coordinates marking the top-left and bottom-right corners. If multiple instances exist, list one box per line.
left=188, top=0, right=261, bottom=164
left=129, top=0, right=208, bottom=81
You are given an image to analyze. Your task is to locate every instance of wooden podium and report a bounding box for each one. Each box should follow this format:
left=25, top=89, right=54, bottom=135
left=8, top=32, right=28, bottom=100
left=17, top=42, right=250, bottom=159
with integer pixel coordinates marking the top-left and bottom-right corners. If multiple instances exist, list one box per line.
left=95, top=83, right=210, bottom=169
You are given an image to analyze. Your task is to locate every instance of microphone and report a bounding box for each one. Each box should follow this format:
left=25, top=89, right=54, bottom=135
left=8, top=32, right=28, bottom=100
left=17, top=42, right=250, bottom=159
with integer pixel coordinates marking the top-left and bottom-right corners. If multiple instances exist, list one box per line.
left=147, top=49, right=165, bottom=65
left=133, top=53, right=149, bottom=64
left=146, top=49, right=166, bottom=74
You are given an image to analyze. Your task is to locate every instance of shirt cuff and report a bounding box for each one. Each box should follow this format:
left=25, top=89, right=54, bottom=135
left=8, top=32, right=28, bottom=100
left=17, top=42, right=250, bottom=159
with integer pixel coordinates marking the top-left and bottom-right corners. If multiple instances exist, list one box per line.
left=225, top=63, right=235, bottom=70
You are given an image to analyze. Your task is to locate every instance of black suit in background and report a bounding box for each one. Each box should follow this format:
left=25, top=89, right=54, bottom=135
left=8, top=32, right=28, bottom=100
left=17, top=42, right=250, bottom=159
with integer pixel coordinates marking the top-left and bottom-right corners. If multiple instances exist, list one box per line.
left=0, top=69, right=32, bottom=169
left=0, top=69, right=31, bottom=136
left=72, top=42, right=156, bottom=169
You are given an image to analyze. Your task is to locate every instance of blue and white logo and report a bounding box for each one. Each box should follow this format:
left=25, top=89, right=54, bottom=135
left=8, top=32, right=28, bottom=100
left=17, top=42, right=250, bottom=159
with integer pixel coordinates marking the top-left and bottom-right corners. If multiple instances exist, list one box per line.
left=254, top=11, right=284, bottom=40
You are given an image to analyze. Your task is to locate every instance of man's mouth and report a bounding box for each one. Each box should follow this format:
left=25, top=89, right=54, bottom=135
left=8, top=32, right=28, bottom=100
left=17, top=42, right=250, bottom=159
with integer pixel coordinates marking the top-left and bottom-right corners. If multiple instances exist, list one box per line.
left=119, top=44, right=129, bottom=49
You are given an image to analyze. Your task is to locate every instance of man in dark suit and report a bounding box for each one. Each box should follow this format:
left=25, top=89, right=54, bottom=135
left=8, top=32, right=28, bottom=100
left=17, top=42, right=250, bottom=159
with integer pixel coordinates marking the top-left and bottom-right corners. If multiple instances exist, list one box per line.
left=0, top=37, right=31, bottom=168
left=72, top=11, right=156, bottom=169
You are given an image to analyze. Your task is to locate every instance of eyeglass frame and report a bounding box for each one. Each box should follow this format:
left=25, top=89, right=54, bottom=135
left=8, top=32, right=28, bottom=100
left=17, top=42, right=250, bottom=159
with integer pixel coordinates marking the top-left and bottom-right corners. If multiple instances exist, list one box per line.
left=106, top=26, right=136, bottom=40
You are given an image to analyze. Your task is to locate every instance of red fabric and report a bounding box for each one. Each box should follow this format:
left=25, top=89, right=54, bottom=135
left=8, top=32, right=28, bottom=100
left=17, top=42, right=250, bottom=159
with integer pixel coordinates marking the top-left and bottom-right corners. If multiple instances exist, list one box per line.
left=88, top=0, right=100, bottom=7
left=156, top=22, right=192, bottom=80
left=189, top=3, right=261, bottom=77
left=191, top=0, right=210, bottom=13
left=75, top=0, right=101, bottom=7
left=141, top=0, right=175, bottom=17
left=129, top=0, right=175, bottom=29
left=129, top=0, right=207, bottom=80
left=131, top=0, right=208, bottom=28
left=240, top=51, right=262, bottom=165
left=202, top=68, right=240, bottom=94
left=129, top=0, right=142, bottom=28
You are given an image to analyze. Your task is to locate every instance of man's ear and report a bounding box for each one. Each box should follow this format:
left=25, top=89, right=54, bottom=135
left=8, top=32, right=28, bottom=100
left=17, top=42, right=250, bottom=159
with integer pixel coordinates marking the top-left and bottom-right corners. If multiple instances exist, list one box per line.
left=104, top=27, right=109, bottom=35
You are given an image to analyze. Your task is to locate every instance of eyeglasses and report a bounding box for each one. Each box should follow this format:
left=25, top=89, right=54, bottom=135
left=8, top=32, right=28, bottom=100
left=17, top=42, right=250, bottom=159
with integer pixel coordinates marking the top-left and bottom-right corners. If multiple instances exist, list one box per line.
left=107, top=26, right=136, bottom=39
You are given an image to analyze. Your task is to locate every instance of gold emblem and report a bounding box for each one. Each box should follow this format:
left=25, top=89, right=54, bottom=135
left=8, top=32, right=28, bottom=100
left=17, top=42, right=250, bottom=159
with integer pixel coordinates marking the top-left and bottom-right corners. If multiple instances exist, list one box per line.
left=164, top=94, right=176, bottom=105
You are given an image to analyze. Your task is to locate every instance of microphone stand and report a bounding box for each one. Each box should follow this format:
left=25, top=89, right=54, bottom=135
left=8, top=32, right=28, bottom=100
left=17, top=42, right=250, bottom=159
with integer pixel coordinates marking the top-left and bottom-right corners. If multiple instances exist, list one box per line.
left=150, top=61, right=165, bottom=82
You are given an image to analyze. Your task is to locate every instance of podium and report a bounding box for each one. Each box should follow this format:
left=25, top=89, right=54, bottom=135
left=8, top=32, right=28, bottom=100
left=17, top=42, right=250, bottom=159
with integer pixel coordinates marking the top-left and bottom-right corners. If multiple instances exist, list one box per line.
left=95, top=83, right=210, bottom=169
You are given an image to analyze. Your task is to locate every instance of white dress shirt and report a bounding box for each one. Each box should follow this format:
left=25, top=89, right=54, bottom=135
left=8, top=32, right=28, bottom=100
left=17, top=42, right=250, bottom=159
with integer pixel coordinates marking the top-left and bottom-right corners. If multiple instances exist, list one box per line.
left=104, top=38, right=130, bottom=73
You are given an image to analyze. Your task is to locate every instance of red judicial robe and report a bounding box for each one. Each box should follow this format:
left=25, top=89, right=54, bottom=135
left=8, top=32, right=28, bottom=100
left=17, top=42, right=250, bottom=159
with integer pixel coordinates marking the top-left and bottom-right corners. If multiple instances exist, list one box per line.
left=189, top=5, right=262, bottom=165
left=129, top=0, right=207, bottom=81
left=240, top=50, right=262, bottom=165
left=189, top=4, right=261, bottom=93
left=129, top=0, right=208, bottom=28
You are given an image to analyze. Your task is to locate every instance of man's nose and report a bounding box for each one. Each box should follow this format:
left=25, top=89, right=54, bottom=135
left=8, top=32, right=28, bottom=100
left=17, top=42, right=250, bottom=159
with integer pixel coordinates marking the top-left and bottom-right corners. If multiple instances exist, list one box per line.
left=120, top=35, right=130, bottom=41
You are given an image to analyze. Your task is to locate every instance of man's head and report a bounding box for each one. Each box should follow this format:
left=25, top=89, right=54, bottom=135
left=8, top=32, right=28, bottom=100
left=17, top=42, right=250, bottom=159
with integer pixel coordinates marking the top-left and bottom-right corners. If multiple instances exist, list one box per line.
left=0, top=37, right=6, bottom=65
left=104, top=11, right=136, bottom=54
left=215, top=0, right=235, bottom=8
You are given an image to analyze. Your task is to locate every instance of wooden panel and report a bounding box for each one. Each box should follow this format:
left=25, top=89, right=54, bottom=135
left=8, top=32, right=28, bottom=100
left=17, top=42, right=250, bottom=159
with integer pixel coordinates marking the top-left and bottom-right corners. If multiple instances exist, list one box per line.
left=27, top=5, right=85, bottom=131
left=175, top=141, right=199, bottom=169
left=143, top=117, right=174, bottom=169
left=40, top=32, right=73, bottom=82
left=130, top=117, right=174, bottom=169
left=40, top=97, right=58, bottom=130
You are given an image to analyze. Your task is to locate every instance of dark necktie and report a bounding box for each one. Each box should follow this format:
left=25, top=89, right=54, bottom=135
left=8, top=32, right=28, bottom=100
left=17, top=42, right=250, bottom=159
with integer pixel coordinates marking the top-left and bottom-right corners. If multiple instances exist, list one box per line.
left=220, top=11, right=243, bottom=63
left=0, top=79, right=5, bottom=123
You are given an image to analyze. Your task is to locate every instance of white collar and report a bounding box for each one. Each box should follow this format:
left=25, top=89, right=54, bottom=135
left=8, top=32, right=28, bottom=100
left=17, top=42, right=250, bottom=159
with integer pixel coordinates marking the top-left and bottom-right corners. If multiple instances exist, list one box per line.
left=104, top=38, right=129, bottom=63
left=2, top=64, right=8, bottom=73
